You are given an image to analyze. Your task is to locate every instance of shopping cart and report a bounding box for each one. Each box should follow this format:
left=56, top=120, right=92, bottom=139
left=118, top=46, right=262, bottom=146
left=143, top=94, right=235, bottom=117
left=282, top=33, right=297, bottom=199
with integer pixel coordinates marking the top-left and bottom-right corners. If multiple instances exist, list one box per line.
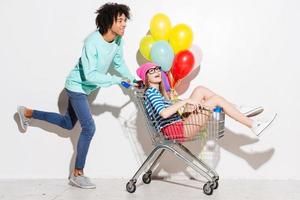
left=125, top=86, right=225, bottom=195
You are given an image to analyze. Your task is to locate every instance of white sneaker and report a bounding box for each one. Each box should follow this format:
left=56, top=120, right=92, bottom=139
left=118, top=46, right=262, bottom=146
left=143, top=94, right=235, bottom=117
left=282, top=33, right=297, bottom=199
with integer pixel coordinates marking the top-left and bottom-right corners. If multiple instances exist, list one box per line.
left=17, top=106, right=31, bottom=132
left=236, top=105, right=264, bottom=117
left=69, top=174, right=96, bottom=189
left=251, top=113, right=277, bottom=136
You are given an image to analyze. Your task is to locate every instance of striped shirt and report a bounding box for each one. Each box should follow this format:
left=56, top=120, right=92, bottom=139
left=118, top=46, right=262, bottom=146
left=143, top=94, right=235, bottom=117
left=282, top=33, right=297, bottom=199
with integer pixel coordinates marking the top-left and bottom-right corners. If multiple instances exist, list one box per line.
left=144, top=87, right=182, bottom=132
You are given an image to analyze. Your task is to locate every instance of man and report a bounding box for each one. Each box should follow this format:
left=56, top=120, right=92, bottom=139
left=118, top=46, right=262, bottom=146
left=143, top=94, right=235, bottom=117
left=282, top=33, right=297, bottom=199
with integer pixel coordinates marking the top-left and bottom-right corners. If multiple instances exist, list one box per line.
left=17, top=3, right=135, bottom=189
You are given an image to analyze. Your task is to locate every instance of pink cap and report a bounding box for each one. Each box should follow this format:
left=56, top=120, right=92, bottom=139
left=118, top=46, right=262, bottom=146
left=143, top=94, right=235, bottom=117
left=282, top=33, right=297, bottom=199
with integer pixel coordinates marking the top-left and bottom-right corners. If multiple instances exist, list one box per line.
left=136, top=62, right=158, bottom=83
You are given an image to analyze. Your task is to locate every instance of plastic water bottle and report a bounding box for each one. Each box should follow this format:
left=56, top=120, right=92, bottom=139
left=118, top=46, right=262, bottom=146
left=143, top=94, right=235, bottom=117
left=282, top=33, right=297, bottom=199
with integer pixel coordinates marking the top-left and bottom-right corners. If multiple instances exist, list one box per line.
left=213, top=106, right=222, bottom=120
left=213, top=106, right=225, bottom=138
left=120, top=81, right=131, bottom=88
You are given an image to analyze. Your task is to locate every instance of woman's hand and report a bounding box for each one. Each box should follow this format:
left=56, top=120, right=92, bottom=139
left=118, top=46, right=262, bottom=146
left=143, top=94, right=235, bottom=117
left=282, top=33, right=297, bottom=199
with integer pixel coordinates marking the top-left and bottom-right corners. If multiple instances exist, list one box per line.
left=182, top=98, right=201, bottom=113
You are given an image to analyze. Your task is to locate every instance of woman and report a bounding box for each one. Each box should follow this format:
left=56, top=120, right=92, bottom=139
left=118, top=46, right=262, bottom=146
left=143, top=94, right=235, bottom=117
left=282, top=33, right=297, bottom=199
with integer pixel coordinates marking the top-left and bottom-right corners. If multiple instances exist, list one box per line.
left=17, top=3, right=135, bottom=189
left=136, top=62, right=276, bottom=141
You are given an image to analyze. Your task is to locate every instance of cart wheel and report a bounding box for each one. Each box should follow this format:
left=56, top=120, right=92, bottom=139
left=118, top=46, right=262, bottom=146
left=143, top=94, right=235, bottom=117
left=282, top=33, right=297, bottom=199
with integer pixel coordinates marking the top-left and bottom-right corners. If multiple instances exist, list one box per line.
left=212, top=175, right=219, bottom=181
left=126, top=181, right=136, bottom=193
left=203, top=182, right=213, bottom=195
left=142, top=173, right=152, bottom=184
left=211, top=176, right=219, bottom=189
left=212, top=180, right=219, bottom=189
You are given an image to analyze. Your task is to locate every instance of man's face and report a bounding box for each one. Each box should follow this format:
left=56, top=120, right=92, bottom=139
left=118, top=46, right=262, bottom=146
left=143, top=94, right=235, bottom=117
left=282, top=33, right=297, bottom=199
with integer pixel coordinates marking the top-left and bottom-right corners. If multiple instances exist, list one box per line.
left=111, top=13, right=127, bottom=36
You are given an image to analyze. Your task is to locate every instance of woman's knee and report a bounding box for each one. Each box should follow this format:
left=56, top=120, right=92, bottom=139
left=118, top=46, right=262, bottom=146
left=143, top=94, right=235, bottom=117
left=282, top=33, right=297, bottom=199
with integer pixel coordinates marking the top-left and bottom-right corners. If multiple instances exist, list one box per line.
left=194, top=85, right=206, bottom=93
left=195, top=85, right=215, bottom=97
left=204, top=95, right=221, bottom=108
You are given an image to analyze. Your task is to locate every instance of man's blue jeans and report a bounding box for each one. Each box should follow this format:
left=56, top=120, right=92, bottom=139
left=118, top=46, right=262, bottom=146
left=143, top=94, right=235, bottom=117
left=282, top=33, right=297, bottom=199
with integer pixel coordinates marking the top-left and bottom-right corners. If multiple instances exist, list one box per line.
left=32, top=89, right=96, bottom=170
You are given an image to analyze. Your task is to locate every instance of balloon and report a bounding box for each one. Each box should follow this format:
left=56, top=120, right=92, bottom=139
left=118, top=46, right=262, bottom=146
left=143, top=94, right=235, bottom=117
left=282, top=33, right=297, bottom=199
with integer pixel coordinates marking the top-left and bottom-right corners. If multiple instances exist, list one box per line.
left=161, top=71, right=171, bottom=92
left=169, top=24, right=193, bottom=53
left=150, top=41, right=174, bottom=71
left=139, top=35, right=155, bottom=60
left=189, top=44, right=203, bottom=67
left=150, top=13, right=172, bottom=41
left=171, top=50, right=195, bottom=84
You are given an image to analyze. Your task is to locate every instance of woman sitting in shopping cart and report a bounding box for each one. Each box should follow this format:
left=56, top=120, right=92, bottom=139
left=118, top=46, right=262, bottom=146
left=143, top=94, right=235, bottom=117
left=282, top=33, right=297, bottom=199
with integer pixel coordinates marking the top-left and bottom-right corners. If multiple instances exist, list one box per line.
left=136, top=62, right=276, bottom=141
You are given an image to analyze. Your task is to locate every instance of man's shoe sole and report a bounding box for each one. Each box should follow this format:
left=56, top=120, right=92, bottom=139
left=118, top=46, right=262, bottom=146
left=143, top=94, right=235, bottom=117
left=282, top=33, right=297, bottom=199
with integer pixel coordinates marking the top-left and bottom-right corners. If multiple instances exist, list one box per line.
left=69, top=178, right=96, bottom=189
left=17, top=106, right=27, bottom=132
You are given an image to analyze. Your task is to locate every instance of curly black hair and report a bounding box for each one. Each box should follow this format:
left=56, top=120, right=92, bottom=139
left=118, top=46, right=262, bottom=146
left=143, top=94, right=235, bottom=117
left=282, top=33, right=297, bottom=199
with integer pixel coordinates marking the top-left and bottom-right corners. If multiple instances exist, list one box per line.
left=95, top=3, right=130, bottom=35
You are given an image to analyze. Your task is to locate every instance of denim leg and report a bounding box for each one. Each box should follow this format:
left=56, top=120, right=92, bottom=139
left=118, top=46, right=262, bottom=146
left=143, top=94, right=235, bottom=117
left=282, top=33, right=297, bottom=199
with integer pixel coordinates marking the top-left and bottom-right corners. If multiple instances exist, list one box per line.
left=32, top=89, right=95, bottom=170
left=67, top=90, right=96, bottom=170
left=32, top=98, right=78, bottom=130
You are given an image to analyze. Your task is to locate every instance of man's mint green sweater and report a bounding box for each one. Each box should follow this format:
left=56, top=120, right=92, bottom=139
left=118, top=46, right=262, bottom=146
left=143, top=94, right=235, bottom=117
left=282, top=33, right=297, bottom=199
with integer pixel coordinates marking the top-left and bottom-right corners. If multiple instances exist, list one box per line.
left=65, top=31, right=135, bottom=95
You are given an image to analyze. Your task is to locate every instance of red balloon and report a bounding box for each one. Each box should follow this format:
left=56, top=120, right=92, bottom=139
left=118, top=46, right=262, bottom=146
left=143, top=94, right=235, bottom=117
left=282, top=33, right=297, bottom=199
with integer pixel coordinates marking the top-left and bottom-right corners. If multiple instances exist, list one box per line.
left=171, top=50, right=195, bottom=85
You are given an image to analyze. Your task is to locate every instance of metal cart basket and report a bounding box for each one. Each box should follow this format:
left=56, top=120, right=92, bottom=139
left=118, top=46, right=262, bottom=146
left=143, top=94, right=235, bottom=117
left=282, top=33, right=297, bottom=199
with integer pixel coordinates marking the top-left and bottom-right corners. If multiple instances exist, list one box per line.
left=126, top=87, right=225, bottom=195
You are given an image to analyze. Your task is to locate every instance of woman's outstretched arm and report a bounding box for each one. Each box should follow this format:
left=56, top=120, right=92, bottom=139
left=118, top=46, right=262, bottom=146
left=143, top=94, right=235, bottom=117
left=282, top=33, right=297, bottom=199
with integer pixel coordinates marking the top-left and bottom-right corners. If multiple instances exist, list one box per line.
left=160, top=99, right=198, bottom=119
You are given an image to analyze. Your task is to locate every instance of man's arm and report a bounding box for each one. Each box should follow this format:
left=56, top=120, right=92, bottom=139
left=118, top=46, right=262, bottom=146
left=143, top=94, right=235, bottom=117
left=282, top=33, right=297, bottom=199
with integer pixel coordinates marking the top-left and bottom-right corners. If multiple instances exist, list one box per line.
left=79, top=42, right=122, bottom=87
left=112, top=38, right=135, bottom=82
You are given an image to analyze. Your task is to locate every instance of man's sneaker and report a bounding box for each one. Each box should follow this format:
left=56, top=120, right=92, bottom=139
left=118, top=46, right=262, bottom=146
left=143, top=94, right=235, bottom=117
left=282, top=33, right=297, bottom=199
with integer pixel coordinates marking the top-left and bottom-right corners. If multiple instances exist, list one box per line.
left=69, top=174, right=96, bottom=189
left=251, top=113, right=277, bottom=136
left=236, top=105, right=264, bottom=117
left=17, top=106, right=31, bottom=132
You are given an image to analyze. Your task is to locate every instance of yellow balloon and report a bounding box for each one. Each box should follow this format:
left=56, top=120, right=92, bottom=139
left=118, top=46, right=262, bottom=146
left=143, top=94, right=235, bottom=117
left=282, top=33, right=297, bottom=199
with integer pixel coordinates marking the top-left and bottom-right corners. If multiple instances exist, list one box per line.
left=139, top=35, right=155, bottom=60
left=150, top=13, right=172, bottom=41
left=169, top=24, right=193, bottom=53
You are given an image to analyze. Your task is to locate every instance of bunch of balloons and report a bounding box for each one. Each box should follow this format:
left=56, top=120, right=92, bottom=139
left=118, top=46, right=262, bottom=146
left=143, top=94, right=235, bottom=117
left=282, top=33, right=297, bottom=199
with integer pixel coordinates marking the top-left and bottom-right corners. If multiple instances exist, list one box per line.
left=139, top=13, right=195, bottom=91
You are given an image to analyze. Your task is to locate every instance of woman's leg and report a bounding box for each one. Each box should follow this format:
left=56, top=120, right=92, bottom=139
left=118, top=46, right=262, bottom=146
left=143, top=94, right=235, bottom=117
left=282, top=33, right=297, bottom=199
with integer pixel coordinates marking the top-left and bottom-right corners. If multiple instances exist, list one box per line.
left=203, top=95, right=253, bottom=128
left=183, top=114, right=208, bottom=138
left=189, top=85, right=216, bottom=104
left=182, top=104, right=210, bottom=138
left=188, top=85, right=253, bottom=128
left=180, top=86, right=216, bottom=138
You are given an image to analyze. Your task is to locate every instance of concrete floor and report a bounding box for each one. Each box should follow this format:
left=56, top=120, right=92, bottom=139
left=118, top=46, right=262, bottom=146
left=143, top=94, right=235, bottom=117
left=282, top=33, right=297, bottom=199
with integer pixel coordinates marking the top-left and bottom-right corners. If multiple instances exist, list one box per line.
left=0, top=179, right=299, bottom=200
